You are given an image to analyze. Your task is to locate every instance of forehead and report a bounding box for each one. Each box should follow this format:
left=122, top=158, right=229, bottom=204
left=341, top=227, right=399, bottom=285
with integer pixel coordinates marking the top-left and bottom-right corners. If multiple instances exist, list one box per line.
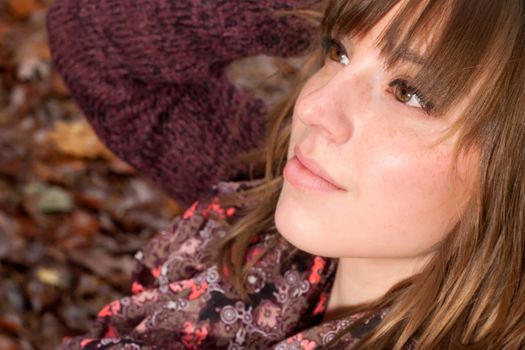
left=322, top=0, right=503, bottom=115
left=366, top=4, right=427, bottom=64
left=332, top=2, right=435, bottom=79
left=353, top=1, right=450, bottom=65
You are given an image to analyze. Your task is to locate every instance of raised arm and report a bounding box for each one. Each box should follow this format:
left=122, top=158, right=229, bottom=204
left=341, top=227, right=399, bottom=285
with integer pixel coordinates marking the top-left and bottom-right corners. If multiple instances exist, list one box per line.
left=46, top=0, right=317, bottom=207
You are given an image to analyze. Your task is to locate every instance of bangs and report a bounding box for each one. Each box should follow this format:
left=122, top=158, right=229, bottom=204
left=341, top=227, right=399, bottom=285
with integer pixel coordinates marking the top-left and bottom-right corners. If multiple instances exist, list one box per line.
left=320, top=0, right=522, bottom=116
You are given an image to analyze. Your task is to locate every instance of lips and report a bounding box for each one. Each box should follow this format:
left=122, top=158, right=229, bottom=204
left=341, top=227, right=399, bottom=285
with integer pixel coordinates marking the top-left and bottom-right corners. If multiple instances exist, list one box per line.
left=293, top=145, right=347, bottom=191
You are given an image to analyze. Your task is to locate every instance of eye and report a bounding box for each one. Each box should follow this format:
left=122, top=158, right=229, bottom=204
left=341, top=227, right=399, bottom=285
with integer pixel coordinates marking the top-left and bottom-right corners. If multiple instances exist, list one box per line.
left=389, top=79, right=432, bottom=113
left=322, top=37, right=349, bottom=66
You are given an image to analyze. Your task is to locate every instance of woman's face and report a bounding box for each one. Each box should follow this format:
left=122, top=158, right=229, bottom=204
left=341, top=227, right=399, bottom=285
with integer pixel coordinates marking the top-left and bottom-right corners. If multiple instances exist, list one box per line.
left=274, top=11, right=478, bottom=259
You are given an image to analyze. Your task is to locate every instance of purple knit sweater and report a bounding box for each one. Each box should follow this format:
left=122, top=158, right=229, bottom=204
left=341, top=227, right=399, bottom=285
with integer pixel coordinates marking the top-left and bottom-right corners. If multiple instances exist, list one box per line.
left=46, top=0, right=316, bottom=208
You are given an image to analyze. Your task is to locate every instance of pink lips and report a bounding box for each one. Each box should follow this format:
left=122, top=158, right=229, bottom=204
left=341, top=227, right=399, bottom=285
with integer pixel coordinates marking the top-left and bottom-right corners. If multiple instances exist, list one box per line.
left=283, top=146, right=347, bottom=192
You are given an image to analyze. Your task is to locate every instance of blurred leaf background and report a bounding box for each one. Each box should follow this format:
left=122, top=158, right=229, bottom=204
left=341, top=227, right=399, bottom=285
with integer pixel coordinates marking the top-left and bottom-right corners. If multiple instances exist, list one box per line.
left=0, top=0, right=301, bottom=349
left=0, top=1, right=184, bottom=349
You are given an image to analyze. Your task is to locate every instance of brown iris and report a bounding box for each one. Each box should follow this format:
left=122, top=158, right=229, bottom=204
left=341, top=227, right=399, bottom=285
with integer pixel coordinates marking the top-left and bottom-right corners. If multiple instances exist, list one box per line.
left=393, top=81, right=416, bottom=103
left=322, top=37, right=347, bottom=64
left=328, top=45, right=345, bottom=62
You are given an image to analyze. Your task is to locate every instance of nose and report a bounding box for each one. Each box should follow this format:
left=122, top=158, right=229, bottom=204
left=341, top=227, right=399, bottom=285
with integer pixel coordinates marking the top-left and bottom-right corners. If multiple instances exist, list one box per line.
left=294, top=67, right=368, bottom=145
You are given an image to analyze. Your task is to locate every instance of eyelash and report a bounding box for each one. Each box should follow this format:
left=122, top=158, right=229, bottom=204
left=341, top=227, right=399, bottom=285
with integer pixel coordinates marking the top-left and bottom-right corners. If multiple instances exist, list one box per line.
left=322, top=37, right=349, bottom=65
left=321, top=36, right=434, bottom=115
left=388, top=79, right=433, bottom=114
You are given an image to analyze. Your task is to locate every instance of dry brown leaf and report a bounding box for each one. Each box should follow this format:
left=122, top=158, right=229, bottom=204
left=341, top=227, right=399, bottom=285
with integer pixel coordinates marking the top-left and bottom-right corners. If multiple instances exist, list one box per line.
left=69, top=248, right=135, bottom=286
left=109, top=157, right=136, bottom=175
left=47, top=120, right=115, bottom=159
left=67, top=210, right=101, bottom=238
left=7, top=0, right=44, bottom=20
left=35, top=267, right=62, bottom=287
left=50, top=71, right=70, bottom=96
left=15, top=33, right=52, bottom=81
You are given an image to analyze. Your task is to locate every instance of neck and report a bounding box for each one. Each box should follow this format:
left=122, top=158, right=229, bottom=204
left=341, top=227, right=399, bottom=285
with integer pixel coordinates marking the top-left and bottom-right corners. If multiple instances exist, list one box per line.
left=323, top=255, right=429, bottom=322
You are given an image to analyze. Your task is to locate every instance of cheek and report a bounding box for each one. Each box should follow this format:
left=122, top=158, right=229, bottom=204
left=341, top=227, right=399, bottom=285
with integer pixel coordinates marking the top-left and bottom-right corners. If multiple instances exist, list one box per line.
left=278, top=122, right=474, bottom=258
left=363, top=141, right=454, bottom=206
left=354, top=133, right=471, bottom=246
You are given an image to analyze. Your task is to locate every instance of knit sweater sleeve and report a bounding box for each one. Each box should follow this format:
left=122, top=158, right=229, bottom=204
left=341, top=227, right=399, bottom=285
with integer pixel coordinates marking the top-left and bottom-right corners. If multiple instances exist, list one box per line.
left=46, top=0, right=317, bottom=208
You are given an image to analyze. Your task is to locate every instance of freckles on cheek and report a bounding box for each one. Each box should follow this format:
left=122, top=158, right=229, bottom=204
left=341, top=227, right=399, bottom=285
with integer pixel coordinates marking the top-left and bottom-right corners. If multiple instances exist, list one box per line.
left=363, top=141, right=456, bottom=205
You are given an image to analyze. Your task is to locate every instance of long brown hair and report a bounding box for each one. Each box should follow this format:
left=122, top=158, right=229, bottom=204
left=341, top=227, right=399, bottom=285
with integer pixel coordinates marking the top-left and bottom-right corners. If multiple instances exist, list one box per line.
left=212, top=0, right=525, bottom=348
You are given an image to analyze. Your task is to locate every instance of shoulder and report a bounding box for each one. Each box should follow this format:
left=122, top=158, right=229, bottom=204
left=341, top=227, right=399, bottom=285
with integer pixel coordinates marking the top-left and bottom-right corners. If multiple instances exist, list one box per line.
left=133, top=179, right=265, bottom=289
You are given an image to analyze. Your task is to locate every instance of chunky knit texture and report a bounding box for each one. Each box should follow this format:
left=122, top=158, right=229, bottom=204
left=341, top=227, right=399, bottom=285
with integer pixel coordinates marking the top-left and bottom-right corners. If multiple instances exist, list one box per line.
left=46, top=0, right=317, bottom=208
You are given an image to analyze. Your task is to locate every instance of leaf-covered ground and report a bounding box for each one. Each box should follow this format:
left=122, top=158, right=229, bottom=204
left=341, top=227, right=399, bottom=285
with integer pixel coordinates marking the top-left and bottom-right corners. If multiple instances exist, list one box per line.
left=0, top=1, right=182, bottom=349
left=0, top=1, right=299, bottom=349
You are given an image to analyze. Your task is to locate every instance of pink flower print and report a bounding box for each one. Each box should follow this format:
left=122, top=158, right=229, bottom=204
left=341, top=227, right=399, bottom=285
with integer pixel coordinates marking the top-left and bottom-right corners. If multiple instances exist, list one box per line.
left=200, top=198, right=236, bottom=220
left=287, top=333, right=318, bottom=350
left=202, top=198, right=226, bottom=219
left=151, top=266, right=161, bottom=278
left=169, top=279, right=208, bottom=301
left=97, top=300, right=121, bottom=317
left=300, top=338, right=317, bottom=350
left=169, top=279, right=193, bottom=293
left=313, top=292, right=329, bottom=316
left=131, top=281, right=146, bottom=294
left=79, top=339, right=97, bottom=348
left=188, top=280, right=208, bottom=300
left=132, top=289, right=158, bottom=306
left=183, top=201, right=199, bottom=219
left=182, top=321, right=208, bottom=350
left=254, top=300, right=281, bottom=331
left=308, top=257, right=326, bottom=284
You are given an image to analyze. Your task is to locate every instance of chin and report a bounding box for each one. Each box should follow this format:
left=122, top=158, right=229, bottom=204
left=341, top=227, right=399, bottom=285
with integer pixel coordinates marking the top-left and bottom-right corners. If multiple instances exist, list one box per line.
left=274, top=181, right=334, bottom=257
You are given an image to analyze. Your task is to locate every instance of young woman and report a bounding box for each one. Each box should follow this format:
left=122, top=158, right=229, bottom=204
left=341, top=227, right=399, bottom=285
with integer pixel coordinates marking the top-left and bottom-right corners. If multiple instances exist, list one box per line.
left=47, top=0, right=525, bottom=348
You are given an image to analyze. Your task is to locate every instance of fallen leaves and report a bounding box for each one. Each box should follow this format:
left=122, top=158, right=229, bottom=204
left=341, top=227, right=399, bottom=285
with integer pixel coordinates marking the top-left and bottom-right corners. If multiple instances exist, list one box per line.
left=7, top=0, right=44, bottom=20
left=0, top=3, right=182, bottom=349
left=48, top=120, right=114, bottom=159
